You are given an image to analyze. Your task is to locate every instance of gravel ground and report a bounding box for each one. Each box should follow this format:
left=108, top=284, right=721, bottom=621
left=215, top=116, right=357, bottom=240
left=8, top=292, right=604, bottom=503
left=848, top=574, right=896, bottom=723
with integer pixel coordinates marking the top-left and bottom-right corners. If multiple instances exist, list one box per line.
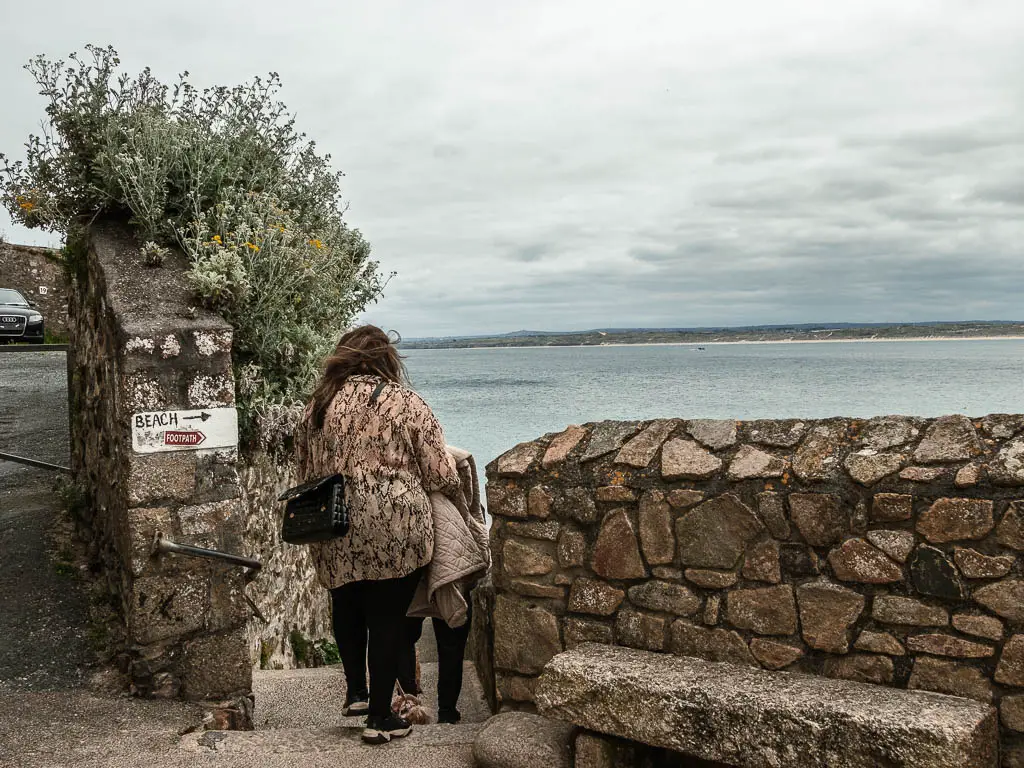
left=0, top=350, right=91, bottom=691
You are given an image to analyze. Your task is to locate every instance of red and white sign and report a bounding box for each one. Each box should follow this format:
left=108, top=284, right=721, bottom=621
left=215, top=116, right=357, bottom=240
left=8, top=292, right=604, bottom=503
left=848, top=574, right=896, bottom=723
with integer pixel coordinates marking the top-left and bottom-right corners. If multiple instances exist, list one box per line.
left=132, top=408, right=237, bottom=454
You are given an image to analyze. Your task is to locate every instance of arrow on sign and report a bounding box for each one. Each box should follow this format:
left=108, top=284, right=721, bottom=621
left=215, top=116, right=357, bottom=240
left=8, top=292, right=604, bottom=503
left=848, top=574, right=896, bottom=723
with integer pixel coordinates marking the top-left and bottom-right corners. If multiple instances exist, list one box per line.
left=183, top=412, right=212, bottom=422
left=164, top=431, right=207, bottom=447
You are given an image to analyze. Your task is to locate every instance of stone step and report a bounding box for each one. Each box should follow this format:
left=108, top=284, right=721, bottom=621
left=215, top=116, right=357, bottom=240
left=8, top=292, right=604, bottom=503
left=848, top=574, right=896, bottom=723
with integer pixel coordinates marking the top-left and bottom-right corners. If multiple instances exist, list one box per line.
left=254, top=660, right=492, bottom=729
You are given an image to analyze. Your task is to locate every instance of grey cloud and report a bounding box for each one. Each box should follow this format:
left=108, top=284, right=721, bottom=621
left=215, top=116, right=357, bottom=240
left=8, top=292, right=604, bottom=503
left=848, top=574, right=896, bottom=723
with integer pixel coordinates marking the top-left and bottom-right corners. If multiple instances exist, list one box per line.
left=2, top=0, right=1024, bottom=336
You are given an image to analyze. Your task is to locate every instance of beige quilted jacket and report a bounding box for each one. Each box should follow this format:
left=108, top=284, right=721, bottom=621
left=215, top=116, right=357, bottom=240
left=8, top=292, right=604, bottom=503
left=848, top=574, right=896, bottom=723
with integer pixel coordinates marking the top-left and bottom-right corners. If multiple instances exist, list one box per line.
left=407, top=445, right=490, bottom=627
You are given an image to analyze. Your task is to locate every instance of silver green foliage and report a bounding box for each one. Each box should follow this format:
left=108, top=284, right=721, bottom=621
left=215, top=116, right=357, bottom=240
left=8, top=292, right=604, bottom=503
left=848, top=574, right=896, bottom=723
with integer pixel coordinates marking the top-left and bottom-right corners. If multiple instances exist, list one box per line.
left=0, top=45, right=389, bottom=444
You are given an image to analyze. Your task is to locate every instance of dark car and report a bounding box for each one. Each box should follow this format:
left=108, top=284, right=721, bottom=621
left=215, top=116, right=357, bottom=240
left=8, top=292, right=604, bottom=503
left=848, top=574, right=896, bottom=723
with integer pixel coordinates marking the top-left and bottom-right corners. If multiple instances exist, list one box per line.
left=0, top=288, right=44, bottom=343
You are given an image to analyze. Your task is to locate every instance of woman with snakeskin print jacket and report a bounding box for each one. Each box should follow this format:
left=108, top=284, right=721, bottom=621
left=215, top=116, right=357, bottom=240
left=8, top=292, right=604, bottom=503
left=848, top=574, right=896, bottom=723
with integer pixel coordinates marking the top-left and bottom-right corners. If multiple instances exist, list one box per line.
left=295, top=325, right=459, bottom=744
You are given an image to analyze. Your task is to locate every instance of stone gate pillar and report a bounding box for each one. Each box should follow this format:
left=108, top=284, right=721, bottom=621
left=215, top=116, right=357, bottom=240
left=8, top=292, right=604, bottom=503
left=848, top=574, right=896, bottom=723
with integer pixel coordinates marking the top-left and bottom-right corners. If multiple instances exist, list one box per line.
left=67, top=223, right=251, bottom=711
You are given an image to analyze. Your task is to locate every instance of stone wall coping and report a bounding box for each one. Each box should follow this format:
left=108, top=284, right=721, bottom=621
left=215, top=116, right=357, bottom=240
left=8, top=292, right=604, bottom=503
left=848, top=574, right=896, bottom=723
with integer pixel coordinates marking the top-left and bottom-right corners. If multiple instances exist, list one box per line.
left=536, top=643, right=997, bottom=768
left=91, top=222, right=230, bottom=334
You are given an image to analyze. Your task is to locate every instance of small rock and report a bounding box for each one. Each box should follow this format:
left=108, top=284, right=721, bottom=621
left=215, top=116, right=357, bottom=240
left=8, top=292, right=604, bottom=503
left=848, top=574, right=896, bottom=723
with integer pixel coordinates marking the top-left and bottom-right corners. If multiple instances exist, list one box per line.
left=953, top=547, right=1014, bottom=579
left=497, top=674, right=538, bottom=703
left=845, top=451, right=905, bottom=486
left=913, top=415, right=983, bottom=464
left=981, top=414, right=1024, bottom=440
left=581, top=421, right=641, bottom=462
left=504, top=539, right=556, bottom=577
left=756, top=492, right=791, bottom=539
left=494, top=596, right=562, bottom=675
left=685, top=569, right=738, bottom=589
left=909, top=657, right=993, bottom=703
left=669, top=620, right=757, bottom=666
left=866, top=530, right=915, bottom=562
left=905, top=634, right=993, bottom=658
left=858, top=416, right=922, bottom=450
left=789, top=493, right=848, bottom=547
left=952, top=614, right=1004, bottom=641
left=797, top=581, right=866, bottom=653
left=564, top=618, right=614, bottom=649
left=854, top=631, right=905, bottom=656
left=563, top=488, right=597, bottom=523
left=910, top=545, right=965, bottom=600
left=779, top=544, right=821, bottom=577
left=627, top=582, right=701, bottom=617
left=615, top=610, right=666, bottom=651
left=638, top=491, right=674, bottom=566
left=728, top=446, right=787, bottom=480
left=1002, top=696, right=1024, bottom=733
left=666, top=489, right=704, bottom=508
left=542, top=425, right=587, bottom=468
left=974, top=579, right=1024, bottom=623
left=989, top=437, right=1024, bottom=486
left=661, top=438, right=723, bottom=480
left=507, top=520, right=561, bottom=541
left=824, top=654, right=894, bottom=685
left=498, top=441, right=544, bottom=477
left=747, top=419, right=807, bottom=448
left=793, top=423, right=846, bottom=481
left=595, top=486, right=636, bottom=502
left=686, top=419, right=738, bottom=450
left=510, top=581, right=566, bottom=600
left=917, top=498, right=994, bottom=544
left=473, top=712, right=574, bottom=768
left=703, top=595, right=721, bottom=625
left=871, top=493, right=913, bottom=522
left=997, top=635, right=1024, bottom=686
left=954, top=464, right=983, bottom=488
left=725, top=585, right=797, bottom=636
left=615, top=420, right=678, bottom=468
left=900, top=466, right=947, bottom=482
left=741, top=539, right=781, bottom=583
left=568, top=578, right=626, bottom=616
left=592, top=509, right=646, bottom=580
left=996, top=501, right=1024, bottom=550
left=488, top=484, right=527, bottom=519
left=557, top=526, right=586, bottom=568
left=828, top=538, right=903, bottom=583
left=872, top=596, right=948, bottom=626
left=528, top=486, right=554, bottom=519
left=749, top=639, right=804, bottom=670
left=675, top=494, right=763, bottom=568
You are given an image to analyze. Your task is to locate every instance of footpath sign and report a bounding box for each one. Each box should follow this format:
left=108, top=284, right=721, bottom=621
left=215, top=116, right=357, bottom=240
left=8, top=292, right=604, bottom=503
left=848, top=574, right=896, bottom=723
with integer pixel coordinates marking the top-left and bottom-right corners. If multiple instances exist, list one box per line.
left=131, top=407, right=239, bottom=454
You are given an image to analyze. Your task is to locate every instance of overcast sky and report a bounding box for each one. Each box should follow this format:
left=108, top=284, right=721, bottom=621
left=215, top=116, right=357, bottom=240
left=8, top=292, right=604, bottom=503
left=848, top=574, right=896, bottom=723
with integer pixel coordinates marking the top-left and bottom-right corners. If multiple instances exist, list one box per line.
left=2, top=1, right=1023, bottom=336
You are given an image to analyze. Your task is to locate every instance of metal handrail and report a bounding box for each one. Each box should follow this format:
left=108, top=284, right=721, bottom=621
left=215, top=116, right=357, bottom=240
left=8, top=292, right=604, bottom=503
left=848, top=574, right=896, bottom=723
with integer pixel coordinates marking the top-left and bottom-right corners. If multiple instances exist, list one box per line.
left=153, top=534, right=262, bottom=572
left=0, top=451, right=71, bottom=473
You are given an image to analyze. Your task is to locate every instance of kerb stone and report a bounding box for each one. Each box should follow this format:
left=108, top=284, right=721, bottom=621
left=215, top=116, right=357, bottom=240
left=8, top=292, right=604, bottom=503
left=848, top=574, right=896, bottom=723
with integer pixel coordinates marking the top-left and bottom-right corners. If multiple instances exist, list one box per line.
left=535, top=643, right=998, bottom=768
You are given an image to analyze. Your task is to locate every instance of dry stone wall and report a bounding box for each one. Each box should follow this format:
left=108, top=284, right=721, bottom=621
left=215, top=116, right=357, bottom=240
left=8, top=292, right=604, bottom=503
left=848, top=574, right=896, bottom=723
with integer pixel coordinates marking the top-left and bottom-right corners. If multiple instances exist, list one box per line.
left=0, top=242, right=70, bottom=337
left=485, top=414, right=1024, bottom=760
left=68, top=223, right=249, bottom=708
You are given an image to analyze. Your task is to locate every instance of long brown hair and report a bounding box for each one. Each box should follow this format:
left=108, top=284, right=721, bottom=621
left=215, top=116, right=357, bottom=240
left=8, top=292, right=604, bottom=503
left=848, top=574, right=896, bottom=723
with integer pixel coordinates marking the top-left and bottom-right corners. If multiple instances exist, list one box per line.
left=308, top=325, right=408, bottom=430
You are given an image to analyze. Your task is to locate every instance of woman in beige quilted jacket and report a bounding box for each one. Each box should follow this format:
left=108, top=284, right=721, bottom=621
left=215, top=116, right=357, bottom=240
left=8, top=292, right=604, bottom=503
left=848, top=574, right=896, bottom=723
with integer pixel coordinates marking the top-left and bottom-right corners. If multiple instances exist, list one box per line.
left=295, top=325, right=459, bottom=744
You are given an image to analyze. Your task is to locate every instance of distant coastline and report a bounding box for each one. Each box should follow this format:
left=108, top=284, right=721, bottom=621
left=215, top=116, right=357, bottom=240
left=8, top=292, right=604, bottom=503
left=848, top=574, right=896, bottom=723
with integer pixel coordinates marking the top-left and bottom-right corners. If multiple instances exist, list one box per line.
left=400, top=322, right=1024, bottom=350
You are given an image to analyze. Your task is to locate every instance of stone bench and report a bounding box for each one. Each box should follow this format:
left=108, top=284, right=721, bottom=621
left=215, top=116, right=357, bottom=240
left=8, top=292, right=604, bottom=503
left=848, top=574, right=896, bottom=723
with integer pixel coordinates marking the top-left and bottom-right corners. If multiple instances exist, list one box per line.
left=535, top=644, right=998, bottom=768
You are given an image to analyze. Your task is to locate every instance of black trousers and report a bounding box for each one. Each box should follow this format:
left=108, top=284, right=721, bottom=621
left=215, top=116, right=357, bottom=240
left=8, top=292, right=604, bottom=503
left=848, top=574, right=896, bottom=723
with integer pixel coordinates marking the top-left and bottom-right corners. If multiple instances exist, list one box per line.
left=329, top=568, right=423, bottom=718
left=397, top=597, right=473, bottom=713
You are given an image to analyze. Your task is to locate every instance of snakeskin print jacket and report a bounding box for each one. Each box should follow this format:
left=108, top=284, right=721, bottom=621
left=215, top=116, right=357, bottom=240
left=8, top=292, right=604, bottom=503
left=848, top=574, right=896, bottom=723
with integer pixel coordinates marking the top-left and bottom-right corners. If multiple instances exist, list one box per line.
left=295, top=374, right=460, bottom=588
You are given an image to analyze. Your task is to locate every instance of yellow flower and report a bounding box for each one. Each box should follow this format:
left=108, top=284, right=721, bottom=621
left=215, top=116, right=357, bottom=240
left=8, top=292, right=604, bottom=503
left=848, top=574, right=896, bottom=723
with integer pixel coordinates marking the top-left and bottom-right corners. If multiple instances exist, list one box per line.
left=309, top=239, right=323, bottom=249
left=278, top=226, right=286, bottom=233
left=18, top=201, right=35, bottom=212
left=246, top=242, right=260, bottom=251
left=212, top=234, right=222, bottom=244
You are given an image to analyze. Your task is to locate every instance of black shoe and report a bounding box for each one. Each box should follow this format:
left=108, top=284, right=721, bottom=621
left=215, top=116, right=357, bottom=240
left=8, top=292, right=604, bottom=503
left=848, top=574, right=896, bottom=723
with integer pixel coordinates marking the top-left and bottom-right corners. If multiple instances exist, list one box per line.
left=342, top=692, right=369, bottom=716
left=437, top=708, right=461, bottom=724
left=362, top=714, right=413, bottom=744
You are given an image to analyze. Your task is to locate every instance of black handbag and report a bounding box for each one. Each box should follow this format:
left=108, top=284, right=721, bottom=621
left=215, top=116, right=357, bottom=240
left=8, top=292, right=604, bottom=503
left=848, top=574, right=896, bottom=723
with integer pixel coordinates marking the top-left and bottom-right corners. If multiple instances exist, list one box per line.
left=279, top=474, right=348, bottom=544
left=278, top=379, right=387, bottom=545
